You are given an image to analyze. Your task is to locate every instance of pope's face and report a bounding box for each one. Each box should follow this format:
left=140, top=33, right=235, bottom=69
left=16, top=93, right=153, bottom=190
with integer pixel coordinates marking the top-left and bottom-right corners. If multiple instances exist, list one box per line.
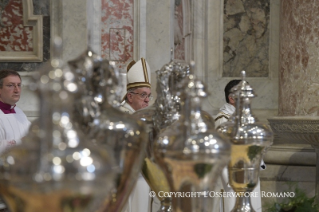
left=127, top=87, right=151, bottom=111
left=0, top=75, right=21, bottom=106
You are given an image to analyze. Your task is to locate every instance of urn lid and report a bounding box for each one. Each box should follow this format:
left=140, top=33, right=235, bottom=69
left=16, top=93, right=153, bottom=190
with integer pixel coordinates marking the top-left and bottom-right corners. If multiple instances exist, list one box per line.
left=231, top=70, right=255, bottom=99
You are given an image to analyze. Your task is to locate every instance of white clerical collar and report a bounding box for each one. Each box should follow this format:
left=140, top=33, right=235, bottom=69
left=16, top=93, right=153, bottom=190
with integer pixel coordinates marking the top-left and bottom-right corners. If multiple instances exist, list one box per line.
left=220, top=103, right=235, bottom=115
left=122, top=102, right=135, bottom=114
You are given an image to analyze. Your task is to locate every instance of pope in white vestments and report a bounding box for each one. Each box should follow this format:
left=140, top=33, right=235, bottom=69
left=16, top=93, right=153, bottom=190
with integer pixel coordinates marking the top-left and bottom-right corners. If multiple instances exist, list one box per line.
left=119, top=58, right=153, bottom=212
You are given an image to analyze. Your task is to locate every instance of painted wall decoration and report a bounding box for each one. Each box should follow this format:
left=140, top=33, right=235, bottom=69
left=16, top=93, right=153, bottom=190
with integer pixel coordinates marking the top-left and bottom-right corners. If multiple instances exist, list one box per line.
left=0, top=0, right=33, bottom=51
left=101, top=0, right=134, bottom=71
left=0, top=0, right=44, bottom=62
left=223, top=0, right=270, bottom=77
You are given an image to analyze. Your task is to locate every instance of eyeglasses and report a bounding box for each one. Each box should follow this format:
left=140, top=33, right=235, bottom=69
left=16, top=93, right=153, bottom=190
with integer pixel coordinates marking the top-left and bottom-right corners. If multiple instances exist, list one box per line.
left=4, top=84, right=21, bottom=90
left=130, top=92, right=153, bottom=101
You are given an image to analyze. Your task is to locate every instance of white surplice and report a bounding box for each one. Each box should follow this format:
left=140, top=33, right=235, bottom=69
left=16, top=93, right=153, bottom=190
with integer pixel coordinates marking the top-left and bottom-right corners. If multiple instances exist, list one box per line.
left=0, top=106, right=31, bottom=153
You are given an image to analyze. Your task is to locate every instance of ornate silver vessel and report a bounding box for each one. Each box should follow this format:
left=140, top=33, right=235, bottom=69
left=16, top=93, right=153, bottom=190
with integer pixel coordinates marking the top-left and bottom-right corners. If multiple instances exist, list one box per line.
left=68, top=47, right=148, bottom=212
left=0, top=38, right=117, bottom=212
left=68, top=47, right=122, bottom=133
left=153, top=62, right=231, bottom=212
left=217, top=71, right=273, bottom=212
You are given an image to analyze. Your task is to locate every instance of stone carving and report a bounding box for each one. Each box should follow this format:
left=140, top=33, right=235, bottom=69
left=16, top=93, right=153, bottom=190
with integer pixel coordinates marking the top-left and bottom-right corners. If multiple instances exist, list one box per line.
left=268, top=116, right=319, bottom=204
left=268, top=117, right=319, bottom=145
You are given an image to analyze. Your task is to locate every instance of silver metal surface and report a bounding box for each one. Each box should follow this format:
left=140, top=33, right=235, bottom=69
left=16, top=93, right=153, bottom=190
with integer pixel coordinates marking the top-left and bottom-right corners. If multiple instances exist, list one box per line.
left=217, top=71, right=273, bottom=212
left=153, top=62, right=231, bottom=212
left=0, top=38, right=118, bottom=212
left=68, top=47, right=122, bottom=134
left=68, top=47, right=148, bottom=212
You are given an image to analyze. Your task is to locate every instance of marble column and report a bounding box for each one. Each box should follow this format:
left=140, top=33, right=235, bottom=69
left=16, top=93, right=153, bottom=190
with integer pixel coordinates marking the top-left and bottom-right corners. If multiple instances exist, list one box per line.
left=279, top=0, right=319, bottom=116
left=262, top=1, right=319, bottom=208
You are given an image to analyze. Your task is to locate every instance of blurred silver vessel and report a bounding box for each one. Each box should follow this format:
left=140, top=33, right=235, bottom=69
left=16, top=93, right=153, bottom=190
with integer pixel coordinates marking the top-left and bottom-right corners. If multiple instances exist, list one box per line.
left=68, top=47, right=123, bottom=133
left=0, top=38, right=117, bottom=212
left=153, top=62, right=231, bottom=212
left=68, top=48, right=148, bottom=212
left=217, top=71, right=273, bottom=212
left=133, top=54, right=190, bottom=212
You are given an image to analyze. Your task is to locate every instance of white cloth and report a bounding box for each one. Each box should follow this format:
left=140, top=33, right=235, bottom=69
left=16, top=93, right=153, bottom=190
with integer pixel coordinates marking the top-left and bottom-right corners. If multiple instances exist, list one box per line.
left=119, top=101, right=151, bottom=212
left=119, top=101, right=135, bottom=114
left=126, top=174, right=150, bottom=212
left=214, top=103, right=235, bottom=128
left=214, top=103, right=263, bottom=212
left=0, top=106, right=30, bottom=154
left=151, top=196, right=161, bottom=212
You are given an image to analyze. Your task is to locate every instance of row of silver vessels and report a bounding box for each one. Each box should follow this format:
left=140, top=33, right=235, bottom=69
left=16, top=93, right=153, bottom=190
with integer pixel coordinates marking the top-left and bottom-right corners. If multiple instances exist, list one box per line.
left=0, top=38, right=273, bottom=212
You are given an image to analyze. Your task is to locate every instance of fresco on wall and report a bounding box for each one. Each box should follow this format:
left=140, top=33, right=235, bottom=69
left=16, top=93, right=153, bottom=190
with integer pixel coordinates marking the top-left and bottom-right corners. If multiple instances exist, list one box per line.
left=174, top=0, right=185, bottom=61
left=0, top=0, right=33, bottom=51
left=101, top=0, right=134, bottom=71
left=223, top=0, right=270, bottom=77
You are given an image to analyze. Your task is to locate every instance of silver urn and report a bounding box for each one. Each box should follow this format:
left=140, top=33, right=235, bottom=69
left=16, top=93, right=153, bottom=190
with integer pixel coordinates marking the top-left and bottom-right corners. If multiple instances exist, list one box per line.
left=217, top=71, right=273, bottom=212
